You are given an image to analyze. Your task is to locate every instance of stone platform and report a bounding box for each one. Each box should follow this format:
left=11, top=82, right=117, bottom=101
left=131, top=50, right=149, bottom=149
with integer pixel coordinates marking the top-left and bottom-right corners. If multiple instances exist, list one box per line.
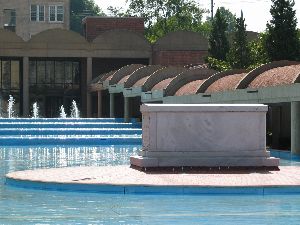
left=131, top=104, right=279, bottom=168
left=5, top=166, right=300, bottom=195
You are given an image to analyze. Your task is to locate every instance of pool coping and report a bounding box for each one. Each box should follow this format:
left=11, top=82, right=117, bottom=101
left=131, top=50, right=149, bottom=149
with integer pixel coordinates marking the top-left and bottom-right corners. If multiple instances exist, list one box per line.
left=6, top=165, right=300, bottom=195
left=6, top=177, right=300, bottom=195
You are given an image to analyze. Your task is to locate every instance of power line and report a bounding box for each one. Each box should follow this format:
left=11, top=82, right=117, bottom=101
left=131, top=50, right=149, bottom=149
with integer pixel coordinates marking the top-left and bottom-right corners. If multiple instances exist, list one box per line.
left=218, top=0, right=270, bottom=5
left=211, top=0, right=214, bottom=19
left=204, top=0, right=269, bottom=20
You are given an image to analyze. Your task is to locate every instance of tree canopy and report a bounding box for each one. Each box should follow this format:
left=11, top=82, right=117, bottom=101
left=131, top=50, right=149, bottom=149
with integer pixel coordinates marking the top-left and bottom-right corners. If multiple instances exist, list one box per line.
left=70, top=0, right=105, bottom=34
left=208, top=8, right=230, bottom=61
left=109, top=0, right=209, bottom=43
left=265, top=0, right=299, bottom=61
left=227, top=11, right=251, bottom=69
left=248, top=33, right=269, bottom=69
left=216, top=7, right=237, bottom=32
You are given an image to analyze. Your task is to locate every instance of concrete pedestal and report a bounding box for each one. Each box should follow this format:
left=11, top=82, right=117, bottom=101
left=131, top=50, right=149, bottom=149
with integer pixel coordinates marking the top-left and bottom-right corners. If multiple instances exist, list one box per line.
left=130, top=104, right=279, bottom=168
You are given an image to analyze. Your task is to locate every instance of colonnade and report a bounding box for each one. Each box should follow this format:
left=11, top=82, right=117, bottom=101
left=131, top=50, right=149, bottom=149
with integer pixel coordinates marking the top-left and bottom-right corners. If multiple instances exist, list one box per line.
left=22, top=55, right=300, bottom=155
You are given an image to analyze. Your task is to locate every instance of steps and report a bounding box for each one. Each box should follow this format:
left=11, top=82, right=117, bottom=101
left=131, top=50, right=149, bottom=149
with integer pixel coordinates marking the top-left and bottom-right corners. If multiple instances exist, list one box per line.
left=0, top=118, right=142, bottom=146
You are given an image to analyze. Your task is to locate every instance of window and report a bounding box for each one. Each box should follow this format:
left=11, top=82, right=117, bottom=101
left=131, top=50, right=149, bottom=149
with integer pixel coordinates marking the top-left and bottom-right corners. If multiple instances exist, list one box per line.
left=0, top=59, right=20, bottom=90
left=49, top=5, right=64, bottom=22
left=49, top=6, right=56, bottom=22
left=3, top=9, right=16, bottom=26
left=39, top=6, right=45, bottom=21
left=31, top=5, right=45, bottom=21
left=57, top=6, right=64, bottom=21
left=2, top=61, right=11, bottom=90
left=11, top=61, right=19, bottom=89
left=29, top=60, right=80, bottom=88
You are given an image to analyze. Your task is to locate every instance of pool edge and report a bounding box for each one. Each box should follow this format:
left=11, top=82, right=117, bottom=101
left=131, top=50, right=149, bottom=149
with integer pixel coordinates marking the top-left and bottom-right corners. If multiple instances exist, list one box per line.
left=6, top=177, right=300, bottom=196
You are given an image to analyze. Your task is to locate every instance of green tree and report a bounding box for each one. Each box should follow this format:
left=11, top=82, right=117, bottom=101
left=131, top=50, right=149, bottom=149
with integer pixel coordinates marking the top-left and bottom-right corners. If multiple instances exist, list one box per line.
left=208, top=8, right=230, bottom=61
left=227, top=11, right=251, bottom=69
left=114, top=0, right=208, bottom=43
left=218, top=7, right=237, bottom=32
left=70, top=0, right=105, bottom=34
left=265, top=0, right=299, bottom=61
left=248, top=33, right=270, bottom=69
left=206, top=56, right=231, bottom=71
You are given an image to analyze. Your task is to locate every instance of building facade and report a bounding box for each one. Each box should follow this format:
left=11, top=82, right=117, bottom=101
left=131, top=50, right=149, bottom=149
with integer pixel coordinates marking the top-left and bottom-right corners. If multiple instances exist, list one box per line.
left=82, top=17, right=144, bottom=42
left=0, top=0, right=70, bottom=40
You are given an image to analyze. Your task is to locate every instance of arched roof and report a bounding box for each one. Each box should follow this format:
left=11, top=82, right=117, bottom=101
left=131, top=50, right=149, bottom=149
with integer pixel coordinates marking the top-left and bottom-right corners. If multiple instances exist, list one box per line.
left=92, top=29, right=151, bottom=51
left=175, top=79, right=206, bottom=96
left=204, top=73, right=247, bottom=93
left=118, top=74, right=131, bottom=84
left=197, top=69, right=247, bottom=93
left=151, top=78, right=175, bottom=91
left=0, top=29, right=24, bottom=43
left=153, top=31, right=208, bottom=51
left=91, top=72, right=106, bottom=84
left=91, top=70, right=117, bottom=85
left=142, top=67, right=187, bottom=92
left=247, top=64, right=300, bottom=89
left=28, top=28, right=88, bottom=48
left=0, top=29, right=25, bottom=56
left=109, top=64, right=145, bottom=85
left=133, top=76, right=149, bottom=87
left=237, top=61, right=299, bottom=89
left=165, top=68, right=217, bottom=96
left=124, top=65, right=165, bottom=88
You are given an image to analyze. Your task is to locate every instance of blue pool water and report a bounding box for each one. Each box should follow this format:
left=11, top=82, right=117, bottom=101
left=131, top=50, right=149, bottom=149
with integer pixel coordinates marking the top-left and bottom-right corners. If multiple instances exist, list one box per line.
left=1, top=146, right=300, bottom=224
left=0, top=118, right=142, bottom=146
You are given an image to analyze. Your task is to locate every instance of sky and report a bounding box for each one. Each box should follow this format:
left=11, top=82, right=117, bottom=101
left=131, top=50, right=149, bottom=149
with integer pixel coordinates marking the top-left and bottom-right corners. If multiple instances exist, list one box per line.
left=94, top=0, right=300, bottom=32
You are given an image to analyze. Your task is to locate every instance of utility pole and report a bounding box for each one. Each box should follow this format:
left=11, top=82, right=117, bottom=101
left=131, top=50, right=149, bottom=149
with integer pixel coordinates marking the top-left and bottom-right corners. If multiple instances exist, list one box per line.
left=211, top=0, right=214, bottom=20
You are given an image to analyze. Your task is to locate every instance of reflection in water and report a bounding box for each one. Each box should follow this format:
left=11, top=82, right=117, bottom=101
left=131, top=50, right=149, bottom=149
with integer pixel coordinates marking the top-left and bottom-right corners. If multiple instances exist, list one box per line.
left=3, top=147, right=300, bottom=224
left=0, top=145, right=139, bottom=173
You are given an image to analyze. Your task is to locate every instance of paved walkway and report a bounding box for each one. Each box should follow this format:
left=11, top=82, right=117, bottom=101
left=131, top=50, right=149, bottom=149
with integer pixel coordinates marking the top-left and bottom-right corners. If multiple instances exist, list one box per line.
left=6, top=165, right=300, bottom=187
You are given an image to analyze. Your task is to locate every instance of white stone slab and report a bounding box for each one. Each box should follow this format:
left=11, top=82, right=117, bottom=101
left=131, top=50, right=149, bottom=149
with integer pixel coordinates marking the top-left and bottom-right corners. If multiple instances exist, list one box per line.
left=140, top=104, right=268, bottom=112
left=131, top=104, right=279, bottom=168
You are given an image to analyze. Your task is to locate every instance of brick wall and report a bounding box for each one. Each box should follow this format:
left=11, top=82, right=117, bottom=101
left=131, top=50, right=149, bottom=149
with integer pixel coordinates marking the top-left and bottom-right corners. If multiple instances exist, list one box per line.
left=83, top=17, right=144, bottom=42
left=152, top=50, right=208, bottom=66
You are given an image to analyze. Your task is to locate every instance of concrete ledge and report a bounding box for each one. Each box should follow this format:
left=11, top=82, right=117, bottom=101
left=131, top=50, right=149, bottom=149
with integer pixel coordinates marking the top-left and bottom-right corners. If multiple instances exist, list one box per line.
left=130, top=156, right=279, bottom=167
left=138, top=150, right=271, bottom=157
left=5, top=166, right=300, bottom=195
left=140, top=104, right=268, bottom=112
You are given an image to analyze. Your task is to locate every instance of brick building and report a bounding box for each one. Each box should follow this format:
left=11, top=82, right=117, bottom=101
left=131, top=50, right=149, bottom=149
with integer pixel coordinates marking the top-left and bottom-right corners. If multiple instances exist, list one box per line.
left=82, top=17, right=144, bottom=42
left=152, top=31, right=209, bottom=66
left=82, top=17, right=209, bottom=66
left=0, top=15, right=212, bottom=118
left=0, top=0, right=70, bottom=40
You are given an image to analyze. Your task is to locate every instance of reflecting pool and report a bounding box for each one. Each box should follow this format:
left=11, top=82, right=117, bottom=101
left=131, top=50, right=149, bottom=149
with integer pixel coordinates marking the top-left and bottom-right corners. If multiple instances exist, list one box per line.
left=1, top=146, right=300, bottom=224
